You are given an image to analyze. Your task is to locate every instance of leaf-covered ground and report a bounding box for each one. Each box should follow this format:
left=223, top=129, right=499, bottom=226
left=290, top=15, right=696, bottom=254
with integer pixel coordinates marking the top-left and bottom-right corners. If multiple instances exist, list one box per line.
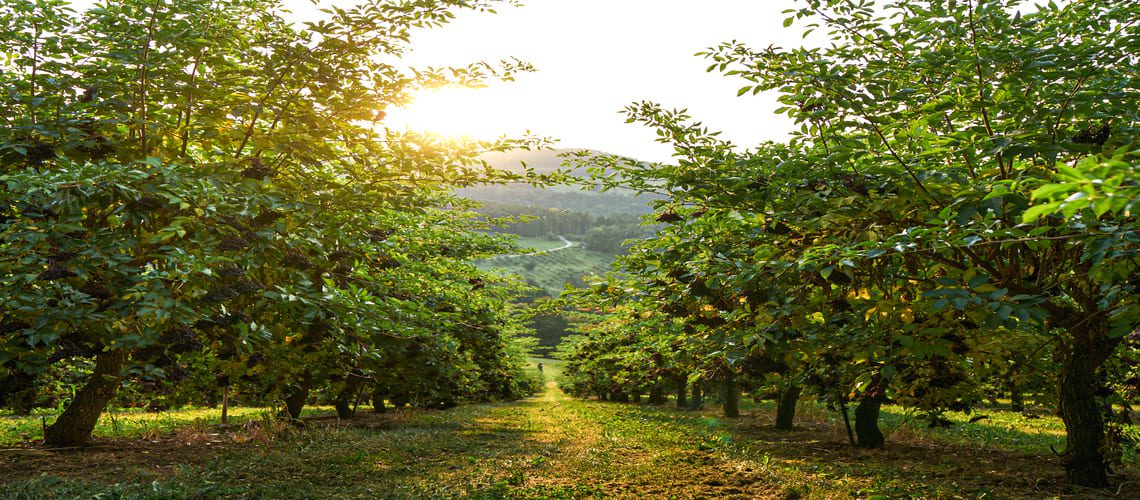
left=2, top=360, right=1137, bottom=498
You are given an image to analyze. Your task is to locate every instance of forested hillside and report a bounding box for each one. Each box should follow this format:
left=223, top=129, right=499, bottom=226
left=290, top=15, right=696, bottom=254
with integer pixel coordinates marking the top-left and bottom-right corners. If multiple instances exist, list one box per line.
left=466, top=150, right=659, bottom=356
left=457, top=149, right=659, bottom=217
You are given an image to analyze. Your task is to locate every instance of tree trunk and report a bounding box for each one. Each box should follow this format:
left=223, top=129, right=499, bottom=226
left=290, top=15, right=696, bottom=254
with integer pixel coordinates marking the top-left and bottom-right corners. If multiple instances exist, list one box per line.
left=648, top=385, right=666, bottom=405
left=613, top=392, right=629, bottom=403
left=723, top=376, right=741, bottom=418
left=1059, top=332, right=1119, bottom=488
left=631, top=390, right=641, bottom=404
left=390, top=391, right=409, bottom=408
left=854, top=395, right=884, bottom=448
left=44, top=349, right=130, bottom=447
left=1009, top=384, right=1024, bottom=413
left=675, top=378, right=688, bottom=409
left=220, top=386, right=230, bottom=426
left=775, top=385, right=801, bottom=430
left=283, top=380, right=310, bottom=420
left=335, top=398, right=352, bottom=419
left=372, top=387, right=387, bottom=413
left=839, top=396, right=856, bottom=446
left=335, top=379, right=359, bottom=419
left=688, top=383, right=704, bottom=411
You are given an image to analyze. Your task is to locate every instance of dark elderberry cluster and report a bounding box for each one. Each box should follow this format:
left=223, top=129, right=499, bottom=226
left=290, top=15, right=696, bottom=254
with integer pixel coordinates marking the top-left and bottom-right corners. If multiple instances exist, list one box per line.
left=374, top=253, right=401, bottom=270
left=218, top=236, right=252, bottom=251
left=79, top=280, right=111, bottom=300
left=38, top=261, right=77, bottom=281
left=46, top=339, right=99, bottom=363
left=1, top=321, right=30, bottom=334
left=216, top=216, right=260, bottom=252
left=327, top=250, right=353, bottom=262
left=241, top=157, right=274, bottom=179
left=204, top=277, right=261, bottom=302
left=159, top=324, right=204, bottom=354
left=216, top=265, right=245, bottom=278
left=38, top=247, right=80, bottom=281
left=128, top=195, right=165, bottom=211
left=281, top=250, right=314, bottom=269
left=655, top=209, right=683, bottom=223
left=251, top=210, right=283, bottom=228
left=1074, top=123, right=1111, bottom=146
left=367, top=228, right=391, bottom=242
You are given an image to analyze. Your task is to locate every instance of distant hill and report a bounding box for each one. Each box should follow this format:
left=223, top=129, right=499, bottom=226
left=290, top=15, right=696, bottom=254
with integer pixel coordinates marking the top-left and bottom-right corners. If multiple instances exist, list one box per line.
left=467, top=150, right=656, bottom=356
left=457, top=149, right=660, bottom=217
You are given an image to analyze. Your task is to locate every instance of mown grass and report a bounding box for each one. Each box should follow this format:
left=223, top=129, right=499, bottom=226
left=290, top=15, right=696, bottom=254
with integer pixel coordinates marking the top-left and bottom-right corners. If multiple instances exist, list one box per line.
left=2, top=358, right=1137, bottom=499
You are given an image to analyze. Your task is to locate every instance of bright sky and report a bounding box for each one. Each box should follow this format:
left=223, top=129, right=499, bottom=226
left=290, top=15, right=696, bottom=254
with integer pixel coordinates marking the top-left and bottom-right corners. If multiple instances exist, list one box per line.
left=61, top=0, right=806, bottom=162
left=370, top=0, right=807, bottom=163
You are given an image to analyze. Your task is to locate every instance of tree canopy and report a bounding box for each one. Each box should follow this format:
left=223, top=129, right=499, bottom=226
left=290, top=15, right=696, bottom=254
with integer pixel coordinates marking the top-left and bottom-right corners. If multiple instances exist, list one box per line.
left=562, top=0, right=1138, bottom=488
left=0, top=0, right=544, bottom=446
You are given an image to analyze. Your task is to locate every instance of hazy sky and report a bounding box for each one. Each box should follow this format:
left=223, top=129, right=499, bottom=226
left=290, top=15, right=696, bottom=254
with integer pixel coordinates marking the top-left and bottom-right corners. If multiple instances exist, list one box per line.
left=373, top=0, right=808, bottom=162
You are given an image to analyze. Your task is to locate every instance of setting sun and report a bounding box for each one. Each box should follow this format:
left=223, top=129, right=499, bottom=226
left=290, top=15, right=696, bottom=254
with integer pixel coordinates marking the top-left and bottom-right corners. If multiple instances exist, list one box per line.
left=385, top=84, right=527, bottom=141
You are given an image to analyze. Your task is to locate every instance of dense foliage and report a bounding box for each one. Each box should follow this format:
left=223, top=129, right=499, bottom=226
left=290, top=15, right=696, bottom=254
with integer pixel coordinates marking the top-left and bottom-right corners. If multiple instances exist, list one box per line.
left=562, top=0, right=1139, bottom=488
left=0, top=0, right=542, bottom=446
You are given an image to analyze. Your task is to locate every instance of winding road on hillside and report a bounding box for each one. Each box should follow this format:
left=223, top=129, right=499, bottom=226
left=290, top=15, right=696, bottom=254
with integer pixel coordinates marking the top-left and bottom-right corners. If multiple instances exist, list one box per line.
left=493, top=235, right=576, bottom=259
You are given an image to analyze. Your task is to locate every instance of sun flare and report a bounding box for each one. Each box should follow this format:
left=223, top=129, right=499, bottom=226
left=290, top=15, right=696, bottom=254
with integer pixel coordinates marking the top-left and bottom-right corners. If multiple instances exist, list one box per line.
left=385, top=85, right=516, bottom=141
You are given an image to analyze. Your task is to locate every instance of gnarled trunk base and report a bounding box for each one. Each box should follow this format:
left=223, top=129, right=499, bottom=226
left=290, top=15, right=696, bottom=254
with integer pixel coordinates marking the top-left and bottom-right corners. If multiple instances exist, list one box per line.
left=675, top=377, right=688, bottom=409
left=44, top=349, right=130, bottom=447
left=687, top=384, right=704, bottom=411
left=372, top=387, right=387, bottom=413
left=283, top=381, right=310, bottom=420
left=854, top=396, right=884, bottom=448
left=1059, top=338, right=1117, bottom=488
left=723, top=377, right=741, bottom=418
left=776, top=385, right=801, bottom=430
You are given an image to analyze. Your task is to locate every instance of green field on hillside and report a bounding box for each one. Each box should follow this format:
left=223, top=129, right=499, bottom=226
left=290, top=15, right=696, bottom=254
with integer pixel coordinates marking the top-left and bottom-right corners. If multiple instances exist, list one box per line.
left=479, top=240, right=613, bottom=296
left=509, top=237, right=568, bottom=253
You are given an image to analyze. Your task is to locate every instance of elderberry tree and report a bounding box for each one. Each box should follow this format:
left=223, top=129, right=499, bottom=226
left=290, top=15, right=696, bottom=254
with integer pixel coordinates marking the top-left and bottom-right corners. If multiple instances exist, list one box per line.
left=568, top=0, right=1138, bottom=488
left=0, top=0, right=543, bottom=446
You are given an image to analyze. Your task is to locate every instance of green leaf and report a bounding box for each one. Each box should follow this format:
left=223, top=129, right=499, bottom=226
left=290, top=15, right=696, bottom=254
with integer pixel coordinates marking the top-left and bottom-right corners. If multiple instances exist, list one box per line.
left=1021, top=202, right=1061, bottom=223
left=1030, top=182, right=1079, bottom=201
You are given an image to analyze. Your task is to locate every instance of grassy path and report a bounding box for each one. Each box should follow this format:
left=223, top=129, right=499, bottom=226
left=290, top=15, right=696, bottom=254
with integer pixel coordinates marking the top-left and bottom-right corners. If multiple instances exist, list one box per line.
left=400, top=361, right=779, bottom=498
left=4, top=359, right=1140, bottom=498
left=0, top=360, right=779, bottom=498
